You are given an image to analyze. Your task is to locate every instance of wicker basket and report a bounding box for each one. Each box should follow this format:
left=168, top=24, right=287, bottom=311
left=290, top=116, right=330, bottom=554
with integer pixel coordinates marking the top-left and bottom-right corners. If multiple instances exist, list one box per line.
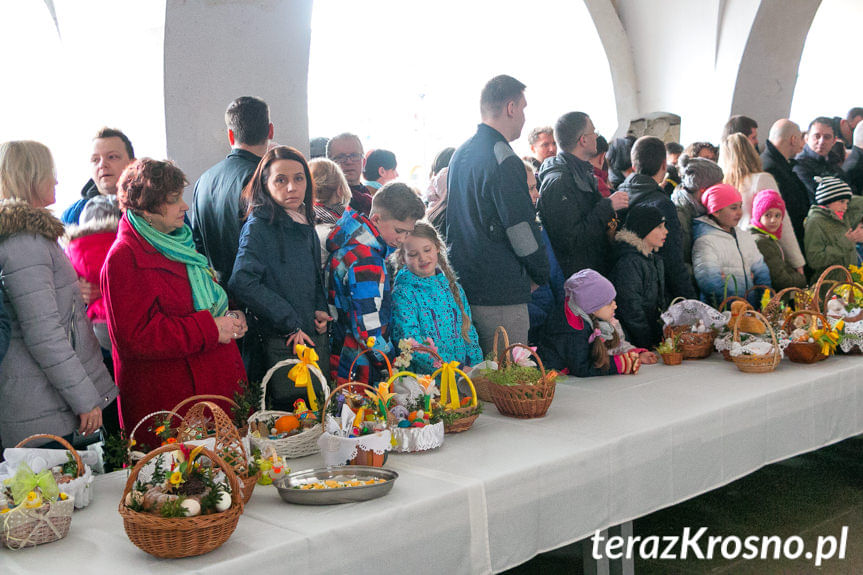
left=247, top=357, right=330, bottom=459
left=320, top=381, right=392, bottom=466
left=174, top=399, right=260, bottom=504
left=782, top=310, right=831, bottom=364
left=660, top=352, right=683, bottom=365
left=488, top=344, right=557, bottom=419
left=811, top=265, right=854, bottom=312
left=731, top=311, right=781, bottom=373
left=719, top=295, right=765, bottom=334
left=1, top=434, right=77, bottom=549
left=410, top=344, right=480, bottom=434
left=822, top=281, right=863, bottom=314
left=471, top=326, right=509, bottom=402
left=763, top=287, right=810, bottom=327
left=14, top=433, right=92, bottom=509
left=128, top=410, right=187, bottom=462
left=118, top=443, right=243, bottom=558
left=172, top=394, right=246, bottom=435
left=662, top=324, right=715, bottom=359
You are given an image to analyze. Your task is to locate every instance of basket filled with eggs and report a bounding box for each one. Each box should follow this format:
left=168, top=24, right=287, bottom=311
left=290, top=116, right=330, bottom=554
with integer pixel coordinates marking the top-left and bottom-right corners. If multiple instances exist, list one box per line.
left=781, top=310, right=841, bottom=364
left=118, top=443, right=242, bottom=558
left=247, top=344, right=331, bottom=459
left=386, top=370, right=445, bottom=452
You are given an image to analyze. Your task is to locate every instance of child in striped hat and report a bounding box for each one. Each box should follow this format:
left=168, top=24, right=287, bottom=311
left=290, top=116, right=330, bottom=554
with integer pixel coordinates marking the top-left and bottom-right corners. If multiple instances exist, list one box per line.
left=804, top=176, right=863, bottom=283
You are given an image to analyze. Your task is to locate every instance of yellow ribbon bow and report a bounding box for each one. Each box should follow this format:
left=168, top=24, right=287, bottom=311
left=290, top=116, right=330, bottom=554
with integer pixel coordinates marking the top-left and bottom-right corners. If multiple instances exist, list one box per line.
left=434, top=361, right=478, bottom=411
left=288, top=344, right=321, bottom=411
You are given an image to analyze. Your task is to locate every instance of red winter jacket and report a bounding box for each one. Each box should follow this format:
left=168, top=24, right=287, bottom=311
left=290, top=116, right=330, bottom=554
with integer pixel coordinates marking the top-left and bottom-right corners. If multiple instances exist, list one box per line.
left=64, top=217, right=118, bottom=323
left=101, top=215, right=245, bottom=447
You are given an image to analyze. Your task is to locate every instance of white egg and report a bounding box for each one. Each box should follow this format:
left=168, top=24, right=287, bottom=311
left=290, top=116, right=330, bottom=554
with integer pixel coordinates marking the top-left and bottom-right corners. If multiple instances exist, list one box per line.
left=214, top=489, right=232, bottom=512
left=180, top=498, right=201, bottom=517
left=124, top=491, right=142, bottom=507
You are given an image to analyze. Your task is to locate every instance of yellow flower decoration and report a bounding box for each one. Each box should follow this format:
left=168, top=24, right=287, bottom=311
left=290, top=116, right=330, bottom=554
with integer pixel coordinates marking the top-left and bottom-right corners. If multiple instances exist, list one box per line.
left=59, top=492, right=68, bottom=501
left=169, top=471, right=185, bottom=486
left=154, top=425, right=166, bottom=435
left=24, top=491, right=42, bottom=509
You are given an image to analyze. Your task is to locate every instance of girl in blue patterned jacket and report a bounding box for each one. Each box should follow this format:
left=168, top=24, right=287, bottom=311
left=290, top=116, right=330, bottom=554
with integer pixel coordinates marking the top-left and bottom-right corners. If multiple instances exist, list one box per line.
left=391, top=222, right=483, bottom=373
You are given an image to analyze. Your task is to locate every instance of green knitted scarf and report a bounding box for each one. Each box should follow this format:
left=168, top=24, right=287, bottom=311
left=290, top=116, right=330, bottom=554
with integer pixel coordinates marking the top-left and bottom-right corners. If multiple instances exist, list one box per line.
left=126, top=210, right=228, bottom=317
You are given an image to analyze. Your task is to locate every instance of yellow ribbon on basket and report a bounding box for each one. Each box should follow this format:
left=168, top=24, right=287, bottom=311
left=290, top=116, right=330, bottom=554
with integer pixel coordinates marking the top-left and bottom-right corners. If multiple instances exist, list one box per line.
left=433, top=361, right=478, bottom=410
left=810, top=320, right=843, bottom=356
left=287, top=344, right=321, bottom=411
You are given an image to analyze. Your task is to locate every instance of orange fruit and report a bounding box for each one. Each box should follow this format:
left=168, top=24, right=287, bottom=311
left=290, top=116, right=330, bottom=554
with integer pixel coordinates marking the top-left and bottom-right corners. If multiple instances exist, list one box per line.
left=274, top=414, right=300, bottom=434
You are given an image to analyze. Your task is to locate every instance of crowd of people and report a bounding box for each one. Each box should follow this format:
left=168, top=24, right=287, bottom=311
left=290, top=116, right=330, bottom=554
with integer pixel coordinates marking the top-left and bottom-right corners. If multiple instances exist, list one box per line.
left=1, top=75, right=862, bottom=450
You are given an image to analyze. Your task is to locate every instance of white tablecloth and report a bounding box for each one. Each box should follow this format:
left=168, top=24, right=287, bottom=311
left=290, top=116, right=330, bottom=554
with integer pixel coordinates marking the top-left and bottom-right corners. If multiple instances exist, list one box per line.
left=5, top=356, right=863, bottom=574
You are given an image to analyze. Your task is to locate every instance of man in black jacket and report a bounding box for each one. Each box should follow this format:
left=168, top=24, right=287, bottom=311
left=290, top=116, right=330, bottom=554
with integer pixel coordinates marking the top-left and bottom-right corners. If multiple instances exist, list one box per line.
left=762, top=119, right=809, bottom=248
left=191, top=96, right=272, bottom=292
left=843, top=122, right=863, bottom=196
left=793, top=117, right=852, bottom=202
left=617, top=136, right=695, bottom=300
left=446, top=75, right=549, bottom=353
left=537, top=111, right=628, bottom=277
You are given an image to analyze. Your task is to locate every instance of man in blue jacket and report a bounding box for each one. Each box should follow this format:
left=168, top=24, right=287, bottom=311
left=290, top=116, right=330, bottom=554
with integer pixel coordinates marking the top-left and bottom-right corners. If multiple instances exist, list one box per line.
left=446, top=75, right=549, bottom=353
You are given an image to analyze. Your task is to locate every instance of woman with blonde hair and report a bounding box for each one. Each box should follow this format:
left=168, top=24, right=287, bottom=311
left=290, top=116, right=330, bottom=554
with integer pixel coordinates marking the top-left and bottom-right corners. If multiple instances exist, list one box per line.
left=391, top=222, right=482, bottom=373
left=310, top=158, right=352, bottom=263
left=0, top=141, right=117, bottom=447
left=719, top=133, right=805, bottom=273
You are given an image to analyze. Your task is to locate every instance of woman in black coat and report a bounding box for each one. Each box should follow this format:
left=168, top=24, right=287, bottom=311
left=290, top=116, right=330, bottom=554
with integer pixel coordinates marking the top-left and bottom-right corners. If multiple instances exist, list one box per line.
left=229, top=147, right=330, bottom=410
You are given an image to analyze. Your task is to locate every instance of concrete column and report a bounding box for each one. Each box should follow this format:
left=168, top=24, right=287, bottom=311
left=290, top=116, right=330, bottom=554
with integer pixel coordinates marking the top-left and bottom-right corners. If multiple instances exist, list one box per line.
left=164, top=0, right=313, bottom=197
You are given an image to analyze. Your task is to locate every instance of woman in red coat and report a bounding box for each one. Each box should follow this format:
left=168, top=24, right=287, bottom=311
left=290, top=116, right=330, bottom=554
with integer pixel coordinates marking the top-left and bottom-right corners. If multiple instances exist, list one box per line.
left=101, top=158, right=248, bottom=448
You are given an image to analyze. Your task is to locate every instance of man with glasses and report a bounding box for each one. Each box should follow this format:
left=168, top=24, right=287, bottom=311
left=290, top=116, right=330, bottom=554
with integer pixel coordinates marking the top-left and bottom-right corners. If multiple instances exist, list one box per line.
left=537, top=111, right=627, bottom=278
left=327, top=133, right=373, bottom=216
left=793, top=117, right=854, bottom=203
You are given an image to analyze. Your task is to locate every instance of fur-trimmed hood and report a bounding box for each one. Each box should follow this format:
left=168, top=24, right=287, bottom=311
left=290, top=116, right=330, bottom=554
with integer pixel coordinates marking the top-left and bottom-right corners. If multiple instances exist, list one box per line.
left=63, top=216, right=120, bottom=245
left=0, top=199, right=65, bottom=241
left=614, top=229, right=654, bottom=257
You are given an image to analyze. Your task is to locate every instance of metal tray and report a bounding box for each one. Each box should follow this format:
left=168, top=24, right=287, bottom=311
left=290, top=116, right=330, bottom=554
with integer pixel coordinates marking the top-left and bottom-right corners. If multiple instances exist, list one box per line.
left=274, top=465, right=398, bottom=505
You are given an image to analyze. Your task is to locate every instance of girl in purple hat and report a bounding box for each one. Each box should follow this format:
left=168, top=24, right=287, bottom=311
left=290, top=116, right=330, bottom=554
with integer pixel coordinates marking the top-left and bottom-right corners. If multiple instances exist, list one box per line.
left=537, top=269, right=656, bottom=377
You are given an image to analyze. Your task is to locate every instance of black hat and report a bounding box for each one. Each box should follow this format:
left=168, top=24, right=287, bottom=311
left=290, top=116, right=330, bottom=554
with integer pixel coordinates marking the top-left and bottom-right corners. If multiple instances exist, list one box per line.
left=623, top=205, right=665, bottom=239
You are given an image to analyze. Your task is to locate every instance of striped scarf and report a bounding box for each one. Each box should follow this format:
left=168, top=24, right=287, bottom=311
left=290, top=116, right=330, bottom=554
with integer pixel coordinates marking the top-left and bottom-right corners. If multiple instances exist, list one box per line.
left=126, top=210, right=228, bottom=317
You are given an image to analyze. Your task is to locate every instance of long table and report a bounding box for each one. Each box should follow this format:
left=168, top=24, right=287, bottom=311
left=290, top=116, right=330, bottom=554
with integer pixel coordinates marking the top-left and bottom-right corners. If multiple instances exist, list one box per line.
left=5, top=356, right=863, bottom=574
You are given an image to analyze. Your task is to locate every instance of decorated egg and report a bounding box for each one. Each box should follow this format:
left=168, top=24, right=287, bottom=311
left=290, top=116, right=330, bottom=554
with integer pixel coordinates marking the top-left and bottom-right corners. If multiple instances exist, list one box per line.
left=398, top=420, right=411, bottom=428
left=412, top=421, right=426, bottom=428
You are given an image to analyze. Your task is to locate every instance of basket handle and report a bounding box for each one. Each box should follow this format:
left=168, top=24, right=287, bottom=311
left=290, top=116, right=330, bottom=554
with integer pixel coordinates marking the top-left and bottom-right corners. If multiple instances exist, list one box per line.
left=171, top=395, right=239, bottom=415
left=812, top=265, right=853, bottom=311
left=822, top=281, right=863, bottom=314
left=175, top=401, right=250, bottom=477
left=719, top=295, right=751, bottom=312
left=348, top=347, right=394, bottom=382
left=119, top=442, right=243, bottom=515
left=14, top=434, right=84, bottom=478
left=259, top=357, right=330, bottom=411
left=128, top=410, right=186, bottom=448
left=744, top=284, right=771, bottom=304
left=498, top=343, right=548, bottom=379
left=491, top=326, right=510, bottom=359
left=781, top=309, right=830, bottom=334
left=732, top=310, right=780, bottom=368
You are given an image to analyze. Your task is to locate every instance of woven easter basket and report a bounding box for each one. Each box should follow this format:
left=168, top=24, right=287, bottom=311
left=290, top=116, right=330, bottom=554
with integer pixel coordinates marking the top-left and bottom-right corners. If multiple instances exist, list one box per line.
left=782, top=310, right=830, bottom=364
left=405, top=344, right=481, bottom=434
left=1, top=434, right=77, bottom=549
left=174, top=398, right=260, bottom=504
left=763, top=287, right=811, bottom=328
left=320, top=380, right=393, bottom=466
left=247, top=357, right=330, bottom=459
left=128, top=410, right=186, bottom=463
left=810, top=265, right=854, bottom=312
left=14, top=433, right=92, bottom=509
left=118, top=443, right=243, bottom=558
left=471, top=326, right=509, bottom=402
left=663, top=298, right=715, bottom=359
left=385, top=366, right=445, bottom=452
left=731, top=311, right=781, bottom=373
left=489, top=343, right=557, bottom=419
left=823, top=281, right=863, bottom=354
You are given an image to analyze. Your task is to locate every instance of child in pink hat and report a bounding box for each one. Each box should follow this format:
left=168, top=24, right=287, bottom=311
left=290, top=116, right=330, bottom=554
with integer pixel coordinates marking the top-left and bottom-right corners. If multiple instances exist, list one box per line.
left=749, top=189, right=806, bottom=290
left=691, top=184, right=772, bottom=306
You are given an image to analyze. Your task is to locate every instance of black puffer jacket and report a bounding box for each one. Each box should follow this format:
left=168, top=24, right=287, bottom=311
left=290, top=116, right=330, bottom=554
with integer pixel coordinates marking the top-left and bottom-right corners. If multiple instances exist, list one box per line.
left=617, top=173, right=695, bottom=300
left=537, top=152, right=615, bottom=277
left=793, top=145, right=851, bottom=203
left=761, top=140, right=811, bottom=249
left=609, top=230, right=666, bottom=350
left=229, top=207, right=327, bottom=337
left=843, top=146, right=863, bottom=199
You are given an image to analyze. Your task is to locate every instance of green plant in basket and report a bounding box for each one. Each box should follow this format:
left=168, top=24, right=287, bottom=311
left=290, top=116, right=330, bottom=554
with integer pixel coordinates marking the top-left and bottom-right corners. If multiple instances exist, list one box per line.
left=485, top=365, right=556, bottom=387
left=655, top=336, right=680, bottom=354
